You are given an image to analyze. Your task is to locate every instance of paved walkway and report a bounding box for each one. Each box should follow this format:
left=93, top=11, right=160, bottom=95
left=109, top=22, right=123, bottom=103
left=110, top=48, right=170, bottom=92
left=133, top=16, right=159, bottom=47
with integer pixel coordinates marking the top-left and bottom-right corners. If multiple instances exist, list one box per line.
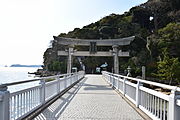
left=34, top=75, right=144, bottom=120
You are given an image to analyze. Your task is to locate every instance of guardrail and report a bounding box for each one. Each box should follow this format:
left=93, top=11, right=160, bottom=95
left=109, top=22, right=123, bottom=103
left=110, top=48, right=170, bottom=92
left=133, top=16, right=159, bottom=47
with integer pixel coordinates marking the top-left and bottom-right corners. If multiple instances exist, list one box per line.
left=102, top=71, right=180, bottom=120
left=0, top=71, right=85, bottom=120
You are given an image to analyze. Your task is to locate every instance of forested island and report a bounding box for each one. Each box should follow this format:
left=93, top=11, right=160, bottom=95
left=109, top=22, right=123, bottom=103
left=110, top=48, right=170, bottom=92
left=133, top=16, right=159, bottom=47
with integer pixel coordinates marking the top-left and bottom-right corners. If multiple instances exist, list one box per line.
left=10, top=64, right=42, bottom=67
left=42, top=0, right=180, bottom=85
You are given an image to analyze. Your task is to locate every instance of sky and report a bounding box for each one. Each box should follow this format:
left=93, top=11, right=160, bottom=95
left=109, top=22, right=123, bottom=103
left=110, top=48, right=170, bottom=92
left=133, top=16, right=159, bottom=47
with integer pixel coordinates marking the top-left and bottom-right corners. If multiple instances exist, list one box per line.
left=0, top=0, right=147, bottom=66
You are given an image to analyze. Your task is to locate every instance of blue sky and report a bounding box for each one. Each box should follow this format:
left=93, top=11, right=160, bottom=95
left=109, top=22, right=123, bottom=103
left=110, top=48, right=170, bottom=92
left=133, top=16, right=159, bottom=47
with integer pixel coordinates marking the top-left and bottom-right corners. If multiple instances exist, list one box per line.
left=0, top=0, right=147, bottom=66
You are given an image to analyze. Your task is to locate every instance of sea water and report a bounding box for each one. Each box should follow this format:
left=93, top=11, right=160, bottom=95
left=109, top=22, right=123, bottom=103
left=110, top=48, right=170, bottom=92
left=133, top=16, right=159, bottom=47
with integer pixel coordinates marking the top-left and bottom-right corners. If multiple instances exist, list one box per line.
left=0, top=67, right=40, bottom=92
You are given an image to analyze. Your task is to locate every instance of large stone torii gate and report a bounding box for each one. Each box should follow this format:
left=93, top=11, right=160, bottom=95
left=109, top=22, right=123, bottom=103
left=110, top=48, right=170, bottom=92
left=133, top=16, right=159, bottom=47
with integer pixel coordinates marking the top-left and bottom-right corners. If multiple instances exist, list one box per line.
left=54, top=36, right=135, bottom=74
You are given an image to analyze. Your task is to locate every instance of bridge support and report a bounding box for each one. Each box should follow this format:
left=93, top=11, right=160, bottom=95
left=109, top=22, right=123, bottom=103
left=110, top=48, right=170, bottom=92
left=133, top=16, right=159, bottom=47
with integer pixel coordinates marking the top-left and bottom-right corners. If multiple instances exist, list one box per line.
left=112, top=45, right=119, bottom=74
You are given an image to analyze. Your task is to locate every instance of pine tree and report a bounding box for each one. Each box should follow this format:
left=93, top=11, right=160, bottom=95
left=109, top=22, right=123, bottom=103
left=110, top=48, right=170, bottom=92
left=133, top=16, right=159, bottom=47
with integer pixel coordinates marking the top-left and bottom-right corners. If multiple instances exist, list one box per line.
left=156, top=50, right=180, bottom=85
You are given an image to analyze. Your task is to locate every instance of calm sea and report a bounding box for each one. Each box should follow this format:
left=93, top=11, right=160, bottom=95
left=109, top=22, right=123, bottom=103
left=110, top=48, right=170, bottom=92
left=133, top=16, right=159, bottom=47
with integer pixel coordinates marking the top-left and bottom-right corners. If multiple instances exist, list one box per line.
left=0, top=67, right=41, bottom=92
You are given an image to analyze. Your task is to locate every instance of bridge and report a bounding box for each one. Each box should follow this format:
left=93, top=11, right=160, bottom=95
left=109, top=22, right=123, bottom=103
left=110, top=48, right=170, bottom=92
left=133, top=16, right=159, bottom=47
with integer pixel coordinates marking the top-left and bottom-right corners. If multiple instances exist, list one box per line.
left=0, top=71, right=180, bottom=120
left=1, top=36, right=180, bottom=120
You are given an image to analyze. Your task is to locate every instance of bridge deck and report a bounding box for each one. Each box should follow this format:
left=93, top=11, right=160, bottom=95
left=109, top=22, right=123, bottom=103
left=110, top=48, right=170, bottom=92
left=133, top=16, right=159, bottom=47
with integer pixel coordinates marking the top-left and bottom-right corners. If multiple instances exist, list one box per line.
left=34, top=75, right=144, bottom=120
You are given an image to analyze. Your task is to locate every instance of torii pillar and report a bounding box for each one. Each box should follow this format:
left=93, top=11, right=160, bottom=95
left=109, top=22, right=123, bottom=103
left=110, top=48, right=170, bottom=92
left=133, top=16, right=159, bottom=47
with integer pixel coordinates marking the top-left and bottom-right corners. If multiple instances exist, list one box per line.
left=112, top=45, right=119, bottom=74
left=67, top=45, right=74, bottom=73
left=55, top=36, right=135, bottom=74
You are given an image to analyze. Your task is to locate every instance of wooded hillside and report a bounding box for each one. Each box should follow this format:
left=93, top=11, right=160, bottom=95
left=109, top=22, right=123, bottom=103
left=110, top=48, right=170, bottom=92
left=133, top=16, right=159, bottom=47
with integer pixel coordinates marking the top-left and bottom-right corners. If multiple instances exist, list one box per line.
left=43, top=0, right=180, bottom=85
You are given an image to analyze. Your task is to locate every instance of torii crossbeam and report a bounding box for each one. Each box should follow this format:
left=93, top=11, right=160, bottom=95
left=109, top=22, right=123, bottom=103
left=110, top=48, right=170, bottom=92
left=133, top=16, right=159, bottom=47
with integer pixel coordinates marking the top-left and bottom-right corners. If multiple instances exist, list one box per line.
left=54, top=36, right=135, bottom=73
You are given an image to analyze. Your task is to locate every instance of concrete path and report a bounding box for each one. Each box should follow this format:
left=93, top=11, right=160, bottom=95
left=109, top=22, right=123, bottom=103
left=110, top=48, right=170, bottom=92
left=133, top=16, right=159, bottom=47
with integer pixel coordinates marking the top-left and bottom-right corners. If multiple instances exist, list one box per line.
left=34, top=75, right=144, bottom=120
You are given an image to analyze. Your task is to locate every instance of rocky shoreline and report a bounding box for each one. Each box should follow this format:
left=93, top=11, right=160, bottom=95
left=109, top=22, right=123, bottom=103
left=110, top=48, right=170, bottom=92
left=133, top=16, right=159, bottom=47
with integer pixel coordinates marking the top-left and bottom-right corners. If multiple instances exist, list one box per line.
left=28, top=69, right=61, bottom=77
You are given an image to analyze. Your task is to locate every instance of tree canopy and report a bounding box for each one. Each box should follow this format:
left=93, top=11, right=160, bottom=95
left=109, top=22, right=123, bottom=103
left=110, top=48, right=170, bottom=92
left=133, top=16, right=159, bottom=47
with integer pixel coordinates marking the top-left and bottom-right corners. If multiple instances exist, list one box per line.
left=43, top=0, right=180, bottom=85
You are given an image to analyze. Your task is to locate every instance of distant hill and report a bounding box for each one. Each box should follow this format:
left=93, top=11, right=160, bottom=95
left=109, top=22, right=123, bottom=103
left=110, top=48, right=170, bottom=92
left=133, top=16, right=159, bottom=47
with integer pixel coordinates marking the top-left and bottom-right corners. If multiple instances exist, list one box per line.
left=10, top=64, right=42, bottom=67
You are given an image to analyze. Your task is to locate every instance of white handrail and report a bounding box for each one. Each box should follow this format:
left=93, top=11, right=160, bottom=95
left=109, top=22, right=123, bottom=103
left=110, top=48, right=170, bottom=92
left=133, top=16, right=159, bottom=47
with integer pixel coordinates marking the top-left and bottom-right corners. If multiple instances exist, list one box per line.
left=112, top=73, right=179, bottom=91
left=102, top=71, right=180, bottom=120
left=0, top=71, right=85, bottom=120
left=0, top=73, right=73, bottom=88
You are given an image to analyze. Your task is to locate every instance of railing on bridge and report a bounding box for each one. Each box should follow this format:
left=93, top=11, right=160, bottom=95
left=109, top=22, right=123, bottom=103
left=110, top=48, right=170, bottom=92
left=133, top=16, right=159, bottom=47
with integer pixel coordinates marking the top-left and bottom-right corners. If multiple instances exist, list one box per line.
left=0, top=71, right=84, bottom=120
left=102, top=71, right=180, bottom=120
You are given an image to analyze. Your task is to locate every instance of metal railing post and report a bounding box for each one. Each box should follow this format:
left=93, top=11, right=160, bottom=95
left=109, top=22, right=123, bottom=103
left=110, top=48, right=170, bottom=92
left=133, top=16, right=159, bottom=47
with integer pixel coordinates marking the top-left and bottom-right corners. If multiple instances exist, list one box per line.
left=112, top=75, right=115, bottom=87
left=76, top=72, right=79, bottom=81
left=110, top=74, right=113, bottom=85
left=64, top=75, right=67, bottom=88
left=39, top=79, right=45, bottom=104
left=70, top=74, right=72, bottom=85
left=117, top=76, right=120, bottom=90
left=123, top=77, right=126, bottom=95
left=136, top=81, right=141, bottom=107
left=72, top=73, right=74, bottom=83
left=74, top=73, right=76, bottom=82
left=109, top=73, right=111, bottom=83
left=57, top=76, right=60, bottom=93
left=168, top=88, right=180, bottom=120
left=0, top=86, right=10, bottom=120
left=112, top=74, right=114, bottom=86
left=75, top=72, right=77, bottom=82
left=77, top=72, right=80, bottom=80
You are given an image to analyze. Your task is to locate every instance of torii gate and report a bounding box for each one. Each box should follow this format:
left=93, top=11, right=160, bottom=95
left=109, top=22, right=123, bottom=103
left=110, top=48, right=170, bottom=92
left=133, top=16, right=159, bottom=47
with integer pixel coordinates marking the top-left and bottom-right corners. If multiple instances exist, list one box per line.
left=53, top=36, right=135, bottom=74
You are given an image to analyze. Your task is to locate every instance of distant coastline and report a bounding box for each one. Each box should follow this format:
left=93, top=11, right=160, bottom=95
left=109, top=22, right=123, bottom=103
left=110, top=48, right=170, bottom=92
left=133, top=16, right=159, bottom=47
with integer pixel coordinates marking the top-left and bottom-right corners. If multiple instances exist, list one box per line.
left=10, top=64, right=42, bottom=67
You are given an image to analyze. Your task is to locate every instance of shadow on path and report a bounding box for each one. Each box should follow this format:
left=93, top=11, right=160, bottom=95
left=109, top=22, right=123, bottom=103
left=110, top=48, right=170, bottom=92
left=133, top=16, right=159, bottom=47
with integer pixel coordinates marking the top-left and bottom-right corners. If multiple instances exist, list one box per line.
left=83, top=83, right=112, bottom=91
left=34, top=77, right=87, bottom=120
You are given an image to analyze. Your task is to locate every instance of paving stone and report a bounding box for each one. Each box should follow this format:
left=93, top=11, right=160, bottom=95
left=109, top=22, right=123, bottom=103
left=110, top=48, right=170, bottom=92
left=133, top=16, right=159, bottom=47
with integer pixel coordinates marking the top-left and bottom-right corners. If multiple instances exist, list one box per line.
left=34, top=75, right=144, bottom=120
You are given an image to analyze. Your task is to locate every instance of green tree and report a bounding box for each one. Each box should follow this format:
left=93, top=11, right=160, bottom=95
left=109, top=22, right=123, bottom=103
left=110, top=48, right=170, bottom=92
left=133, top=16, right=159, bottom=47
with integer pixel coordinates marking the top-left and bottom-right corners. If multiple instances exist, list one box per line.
left=48, top=61, right=63, bottom=72
left=145, top=0, right=171, bottom=32
left=158, top=23, right=180, bottom=58
left=156, top=50, right=180, bottom=85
